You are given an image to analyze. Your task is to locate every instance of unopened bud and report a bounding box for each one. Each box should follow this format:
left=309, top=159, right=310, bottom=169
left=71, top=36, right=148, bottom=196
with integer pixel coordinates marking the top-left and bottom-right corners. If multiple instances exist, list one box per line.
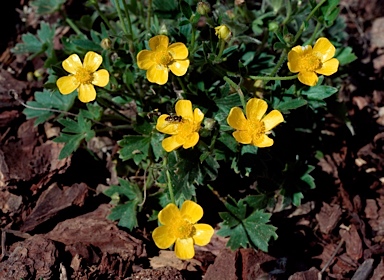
left=203, top=118, right=216, bottom=131
left=284, top=33, right=294, bottom=44
left=197, top=1, right=211, bottom=15
left=268, top=21, right=279, bottom=32
left=101, top=38, right=112, bottom=50
left=214, top=24, right=231, bottom=41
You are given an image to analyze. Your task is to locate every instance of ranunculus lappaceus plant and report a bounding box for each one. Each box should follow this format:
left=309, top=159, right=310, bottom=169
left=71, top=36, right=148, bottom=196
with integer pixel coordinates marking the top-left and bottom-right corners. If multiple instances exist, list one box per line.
left=15, top=0, right=357, bottom=260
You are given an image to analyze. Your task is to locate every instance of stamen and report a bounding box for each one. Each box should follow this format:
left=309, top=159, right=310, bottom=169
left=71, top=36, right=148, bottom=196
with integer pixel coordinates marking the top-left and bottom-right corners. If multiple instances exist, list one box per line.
left=75, top=68, right=93, bottom=84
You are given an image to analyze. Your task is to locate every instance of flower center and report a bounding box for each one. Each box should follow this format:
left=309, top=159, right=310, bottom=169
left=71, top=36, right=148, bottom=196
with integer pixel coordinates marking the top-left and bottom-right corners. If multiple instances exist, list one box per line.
left=173, top=219, right=195, bottom=239
left=178, top=119, right=196, bottom=138
left=75, top=67, right=93, bottom=84
left=300, top=53, right=322, bottom=72
left=248, top=119, right=265, bottom=141
left=155, top=51, right=173, bottom=66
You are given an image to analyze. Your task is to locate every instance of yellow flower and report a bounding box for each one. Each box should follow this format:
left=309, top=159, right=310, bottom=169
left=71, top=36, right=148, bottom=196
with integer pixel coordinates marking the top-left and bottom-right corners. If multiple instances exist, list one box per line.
left=137, top=35, right=190, bottom=85
left=156, top=100, right=204, bottom=152
left=287, top=37, right=339, bottom=86
left=152, top=200, right=214, bottom=260
left=227, top=98, right=284, bottom=147
left=214, top=24, right=231, bottom=40
left=56, top=51, right=109, bottom=103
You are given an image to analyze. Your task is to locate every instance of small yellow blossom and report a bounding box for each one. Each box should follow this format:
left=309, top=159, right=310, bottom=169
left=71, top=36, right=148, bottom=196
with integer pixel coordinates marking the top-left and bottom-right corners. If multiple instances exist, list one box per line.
left=287, top=37, right=339, bottom=86
left=214, top=24, right=231, bottom=41
left=152, top=200, right=214, bottom=260
left=137, top=35, right=190, bottom=85
left=227, top=98, right=284, bottom=147
left=156, top=100, right=204, bottom=152
left=56, top=51, right=109, bottom=103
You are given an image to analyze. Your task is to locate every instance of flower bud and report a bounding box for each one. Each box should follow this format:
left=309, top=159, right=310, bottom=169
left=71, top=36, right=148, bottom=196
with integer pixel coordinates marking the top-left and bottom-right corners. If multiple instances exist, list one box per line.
left=101, top=38, right=112, bottom=50
left=196, top=1, right=211, bottom=15
left=283, top=33, right=294, bottom=44
left=203, top=118, right=216, bottom=131
left=214, top=24, right=231, bottom=41
left=268, top=21, right=279, bottom=32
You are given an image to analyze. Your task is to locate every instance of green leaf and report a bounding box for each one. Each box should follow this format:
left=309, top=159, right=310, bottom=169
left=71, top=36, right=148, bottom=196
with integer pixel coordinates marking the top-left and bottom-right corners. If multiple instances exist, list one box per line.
left=118, top=135, right=151, bottom=165
left=302, top=85, right=338, bottom=100
left=335, top=47, right=357, bottom=66
left=30, top=0, right=66, bottom=14
left=107, top=201, right=138, bottom=230
left=180, top=0, right=193, bottom=19
left=54, top=114, right=95, bottom=159
left=11, top=22, right=56, bottom=60
left=274, top=98, right=307, bottom=112
left=104, top=178, right=141, bottom=200
left=23, top=89, right=76, bottom=126
left=243, top=210, right=278, bottom=252
left=217, top=199, right=277, bottom=251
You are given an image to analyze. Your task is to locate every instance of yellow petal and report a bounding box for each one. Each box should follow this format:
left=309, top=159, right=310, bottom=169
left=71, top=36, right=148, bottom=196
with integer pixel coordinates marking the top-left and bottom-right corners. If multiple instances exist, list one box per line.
left=92, top=69, right=109, bottom=87
left=83, top=51, right=103, bottom=72
left=62, top=54, right=82, bottom=74
left=156, top=115, right=181, bottom=135
left=180, top=200, right=203, bottom=223
left=137, top=50, right=156, bottom=70
left=246, top=98, right=268, bottom=121
left=56, top=76, right=79, bottom=94
left=287, top=49, right=302, bottom=73
left=162, top=135, right=184, bottom=152
left=147, top=65, right=168, bottom=85
left=193, top=108, right=204, bottom=124
left=290, top=45, right=305, bottom=55
left=78, top=83, right=96, bottom=103
left=183, top=132, right=199, bottom=149
left=262, top=110, right=284, bottom=131
left=149, top=35, right=169, bottom=51
left=193, top=224, right=214, bottom=246
left=168, top=59, right=190, bottom=76
left=298, top=71, right=318, bottom=86
left=313, top=37, right=336, bottom=62
left=252, top=134, right=274, bottom=148
left=315, top=58, right=339, bottom=76
left=175, top=238, right=195, bottom=260
left=175, top=100, right=193, bottom=120
left=227, top=107, right=247, bottom=130
left=233, top=130, right=252, bottom=144
left=168, top=42, right=189, bottom=60
left=152, top=225, right=176, bottom=249
left=158, top=203, right=181, bottom=225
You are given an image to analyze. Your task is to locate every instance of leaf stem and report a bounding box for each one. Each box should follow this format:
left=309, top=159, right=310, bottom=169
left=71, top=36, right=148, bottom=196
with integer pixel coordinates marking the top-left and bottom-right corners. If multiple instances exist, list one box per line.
left=164, top=158, right=175, bottom=204
left=223, top=76, right=246, bottom=110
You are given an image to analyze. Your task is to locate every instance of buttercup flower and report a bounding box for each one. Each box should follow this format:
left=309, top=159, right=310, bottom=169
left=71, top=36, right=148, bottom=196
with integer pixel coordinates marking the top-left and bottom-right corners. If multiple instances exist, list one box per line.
left=152, top=200, right=214, bottom=260
left=156, top=100, right=204, bottom=152
left=287, top=37, right=339, bottom=86
left=227, top=98, right=284, bottom=147
left=214, top=24, right=231, bottom=40
left=56, top=51, right=109, bottom=103
left=137, top=35, right=190, bottom=85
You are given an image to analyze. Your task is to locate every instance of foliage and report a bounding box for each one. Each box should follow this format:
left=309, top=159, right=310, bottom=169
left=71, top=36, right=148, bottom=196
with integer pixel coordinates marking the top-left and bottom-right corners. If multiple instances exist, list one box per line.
left=14, top=0, right=356, bottom=257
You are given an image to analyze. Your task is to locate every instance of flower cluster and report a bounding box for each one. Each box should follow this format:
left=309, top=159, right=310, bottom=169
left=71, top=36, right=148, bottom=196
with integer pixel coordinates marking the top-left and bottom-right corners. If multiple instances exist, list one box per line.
left=152, top=200, right=214, bottom=260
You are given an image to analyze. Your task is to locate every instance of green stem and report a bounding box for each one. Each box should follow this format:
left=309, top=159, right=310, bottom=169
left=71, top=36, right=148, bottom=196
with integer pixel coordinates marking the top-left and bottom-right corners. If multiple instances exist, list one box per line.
left=164, top=158, right=175, bottom=204
left=307, top=22, right=323, bottom=46
left=176, top=77, right=188, bottom=97
left=113, top=0, right=129, bottom=35
left=249, top=74, right=298, bottom=81
left=292, top=0, right=327, bottom=46
left=147, top=0, right=153, bottom=30
left=223, top=76, right=246, bottom=111
left=268, top=48, right=287, bottom=79
left=65, top=18, right=83, bottom=36
left=216, top=39, right=226, bottom=61
left=92, top=2, right=117, bottom=35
